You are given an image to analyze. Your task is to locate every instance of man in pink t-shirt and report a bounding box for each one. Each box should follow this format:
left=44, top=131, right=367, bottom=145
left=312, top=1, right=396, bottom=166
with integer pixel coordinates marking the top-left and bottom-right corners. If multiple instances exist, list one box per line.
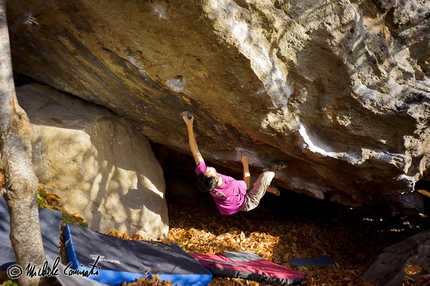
left=183, top=113, right=287, bottom=215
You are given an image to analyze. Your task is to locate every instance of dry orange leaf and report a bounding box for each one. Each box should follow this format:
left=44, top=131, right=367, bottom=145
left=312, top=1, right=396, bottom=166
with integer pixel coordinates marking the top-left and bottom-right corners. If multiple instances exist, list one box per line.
left=404, top=265, right=423, bottom=276
left=0, top=171, right=5, bottom=189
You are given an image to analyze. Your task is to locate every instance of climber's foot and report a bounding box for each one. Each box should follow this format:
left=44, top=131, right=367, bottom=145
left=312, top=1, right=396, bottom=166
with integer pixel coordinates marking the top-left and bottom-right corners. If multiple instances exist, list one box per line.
left=267, top=186, right=281, bottom=196
left=268, top=161, right=288, bottom=171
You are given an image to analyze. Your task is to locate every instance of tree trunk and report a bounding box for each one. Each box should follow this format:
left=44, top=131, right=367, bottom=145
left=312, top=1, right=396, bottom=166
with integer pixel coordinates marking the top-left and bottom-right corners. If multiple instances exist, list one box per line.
left=0, top=1, right=46, bottom=285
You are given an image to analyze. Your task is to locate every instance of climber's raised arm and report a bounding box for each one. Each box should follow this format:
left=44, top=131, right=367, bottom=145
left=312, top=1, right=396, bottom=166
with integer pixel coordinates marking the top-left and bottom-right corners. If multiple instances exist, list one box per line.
left=240, top=152, right=251, bottom=190
left=182, top=113, right=204, bottom=165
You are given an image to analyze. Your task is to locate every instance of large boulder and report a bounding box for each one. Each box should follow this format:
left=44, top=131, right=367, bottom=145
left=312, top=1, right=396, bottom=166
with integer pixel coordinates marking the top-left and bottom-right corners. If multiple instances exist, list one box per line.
left=17, top=84, right=169, bottom=239
left=6, top=0, right=430, bottom=213
left=361, top=229, right=430, bottom=285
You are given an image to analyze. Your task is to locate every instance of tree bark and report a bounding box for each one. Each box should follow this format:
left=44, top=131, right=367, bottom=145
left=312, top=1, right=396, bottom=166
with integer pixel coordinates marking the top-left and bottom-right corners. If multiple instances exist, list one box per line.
left=0, top=1, right=46, bottom=285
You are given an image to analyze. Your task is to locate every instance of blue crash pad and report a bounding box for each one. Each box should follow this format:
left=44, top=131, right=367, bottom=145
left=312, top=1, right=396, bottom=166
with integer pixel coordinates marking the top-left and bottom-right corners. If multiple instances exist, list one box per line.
left=290, top=255, right=336, bottom=267
left=64, top=223, right=212, bottom=286
left=0, top=196, right=62, bottom=269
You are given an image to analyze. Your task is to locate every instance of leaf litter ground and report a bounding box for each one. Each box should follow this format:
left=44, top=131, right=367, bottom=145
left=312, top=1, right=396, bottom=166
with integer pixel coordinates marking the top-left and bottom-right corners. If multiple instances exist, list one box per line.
left=108, top=191, right=430, bottom=286
left=162, top=193, right=427, bottom=286
left=1, top=188, right=429, bottom=286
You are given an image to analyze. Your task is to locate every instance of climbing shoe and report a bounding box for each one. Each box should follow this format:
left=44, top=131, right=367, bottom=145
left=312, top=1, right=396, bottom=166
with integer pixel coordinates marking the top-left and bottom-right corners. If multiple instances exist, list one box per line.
left=268, top=161, right=288, bottom=171
left=267, top=185, right=281, bottom=196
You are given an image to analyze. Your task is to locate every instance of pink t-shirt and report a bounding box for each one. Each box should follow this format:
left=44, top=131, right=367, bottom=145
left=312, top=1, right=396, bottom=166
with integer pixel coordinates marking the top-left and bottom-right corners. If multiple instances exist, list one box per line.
left=195, top=161, right=247, bottom=215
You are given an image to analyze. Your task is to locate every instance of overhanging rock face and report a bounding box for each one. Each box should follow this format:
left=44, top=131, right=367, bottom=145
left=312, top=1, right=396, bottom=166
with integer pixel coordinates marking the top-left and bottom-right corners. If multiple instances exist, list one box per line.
left=7, top=0, right=430, bottom=213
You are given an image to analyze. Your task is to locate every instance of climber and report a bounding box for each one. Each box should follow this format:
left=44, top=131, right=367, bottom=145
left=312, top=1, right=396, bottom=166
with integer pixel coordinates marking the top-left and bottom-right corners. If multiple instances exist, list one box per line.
left=182, top=112, right=287, bottom=215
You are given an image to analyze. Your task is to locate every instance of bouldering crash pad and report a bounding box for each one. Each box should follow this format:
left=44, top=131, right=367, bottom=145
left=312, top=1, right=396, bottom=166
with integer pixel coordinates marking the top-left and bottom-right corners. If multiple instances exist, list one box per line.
left=0, top=196, right=62, bottom=269
left=64, top=223, right=212, bottom=285
left=191, top=251, right=305, bottom=285
left=290, top=255, right=336, bottom=267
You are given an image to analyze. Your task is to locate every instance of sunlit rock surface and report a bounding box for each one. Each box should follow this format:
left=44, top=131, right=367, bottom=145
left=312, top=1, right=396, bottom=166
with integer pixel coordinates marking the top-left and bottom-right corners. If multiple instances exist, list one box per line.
left=7, top=0, right=430, bottom=213
left=17, top=84, right=168, bottom=239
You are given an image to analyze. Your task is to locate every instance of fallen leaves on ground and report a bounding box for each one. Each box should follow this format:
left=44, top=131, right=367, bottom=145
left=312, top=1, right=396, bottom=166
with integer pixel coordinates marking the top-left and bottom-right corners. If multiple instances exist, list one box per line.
left=1, top=187, right=427, bottom=286
left=115, top=195, right=424, bottom=286
left=163, top=200, right=382, bottom=286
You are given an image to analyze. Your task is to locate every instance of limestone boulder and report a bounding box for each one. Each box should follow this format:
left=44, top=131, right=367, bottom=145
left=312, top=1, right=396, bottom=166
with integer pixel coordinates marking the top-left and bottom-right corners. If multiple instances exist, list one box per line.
left=16, top=84, right=168, bottom=239
left=6, top=0, right=430, bottom=213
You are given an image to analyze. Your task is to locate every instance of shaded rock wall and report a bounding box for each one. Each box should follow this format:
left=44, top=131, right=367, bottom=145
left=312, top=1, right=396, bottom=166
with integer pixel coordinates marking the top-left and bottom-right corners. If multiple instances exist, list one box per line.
left=6, top=0, right=430, bottom=213
left=362, top=228, right=430, bottom=285
left=17, top=84, right=168, bottom=239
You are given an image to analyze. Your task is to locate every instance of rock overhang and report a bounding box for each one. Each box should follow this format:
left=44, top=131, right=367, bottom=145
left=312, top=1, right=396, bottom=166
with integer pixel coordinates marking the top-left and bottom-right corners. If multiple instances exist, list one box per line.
left=6, top=0, right=430, bottom=214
